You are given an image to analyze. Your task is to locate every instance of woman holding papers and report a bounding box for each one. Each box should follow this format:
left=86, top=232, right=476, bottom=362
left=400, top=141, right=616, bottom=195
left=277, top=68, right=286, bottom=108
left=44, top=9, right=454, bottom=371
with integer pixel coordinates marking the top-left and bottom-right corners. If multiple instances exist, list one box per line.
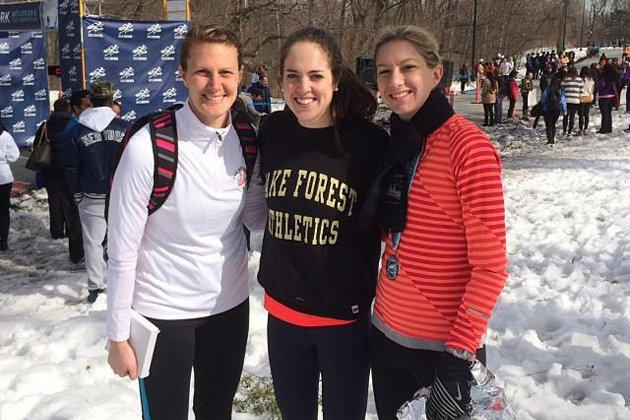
left=105, top=26, right=265, bottom=420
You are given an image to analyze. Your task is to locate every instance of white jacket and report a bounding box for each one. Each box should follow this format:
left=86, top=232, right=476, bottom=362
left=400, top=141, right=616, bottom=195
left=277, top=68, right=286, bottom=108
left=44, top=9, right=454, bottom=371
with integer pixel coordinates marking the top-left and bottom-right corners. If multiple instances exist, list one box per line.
left=0, top=130, right=20, bottom=185
left=106, top=101, right=267, bottom=341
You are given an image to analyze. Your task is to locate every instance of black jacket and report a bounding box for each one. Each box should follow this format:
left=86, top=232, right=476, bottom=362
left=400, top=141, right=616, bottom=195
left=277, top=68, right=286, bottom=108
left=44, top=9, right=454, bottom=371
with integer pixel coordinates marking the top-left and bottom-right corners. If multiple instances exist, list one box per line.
left=34, top=112, right=72, bottom=170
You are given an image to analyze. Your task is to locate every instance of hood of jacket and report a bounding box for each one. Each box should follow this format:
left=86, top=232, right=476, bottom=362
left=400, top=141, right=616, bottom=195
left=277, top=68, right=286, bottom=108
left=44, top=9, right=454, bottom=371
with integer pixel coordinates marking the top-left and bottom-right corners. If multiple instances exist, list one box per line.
left=78, top=107, right=116, bottom=132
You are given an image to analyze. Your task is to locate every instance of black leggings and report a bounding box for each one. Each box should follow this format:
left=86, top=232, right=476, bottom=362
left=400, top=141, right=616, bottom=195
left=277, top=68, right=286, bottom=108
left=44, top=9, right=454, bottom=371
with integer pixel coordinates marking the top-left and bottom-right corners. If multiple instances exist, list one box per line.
left=0, top=183, right=10, bottom=243
left=140, top=299, right=249, bottom=420
left=543, top=110, right=561, bottom=144
left=267, top=312, right=371, bottom=420
left=483, top=103, right=495, bottom=125
left=562, top=103, right=579, bottom=134
left=370, top=327, right=487, bottom=420
left=579, top=103, right=592, bottom=130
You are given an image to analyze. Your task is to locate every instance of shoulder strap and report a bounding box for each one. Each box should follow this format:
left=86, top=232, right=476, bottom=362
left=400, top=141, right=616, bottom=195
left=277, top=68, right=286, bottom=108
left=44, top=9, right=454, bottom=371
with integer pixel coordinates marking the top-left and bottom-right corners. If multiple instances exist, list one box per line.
left=231, top=110, right=258, bottom=188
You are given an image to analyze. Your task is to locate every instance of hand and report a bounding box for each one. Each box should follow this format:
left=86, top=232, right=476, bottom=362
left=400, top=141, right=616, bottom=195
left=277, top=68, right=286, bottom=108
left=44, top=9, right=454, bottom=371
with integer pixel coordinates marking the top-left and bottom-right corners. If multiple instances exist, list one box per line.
left=425, top=352, right=473, bottom=420
left=107, top=340, right=138, bottom=380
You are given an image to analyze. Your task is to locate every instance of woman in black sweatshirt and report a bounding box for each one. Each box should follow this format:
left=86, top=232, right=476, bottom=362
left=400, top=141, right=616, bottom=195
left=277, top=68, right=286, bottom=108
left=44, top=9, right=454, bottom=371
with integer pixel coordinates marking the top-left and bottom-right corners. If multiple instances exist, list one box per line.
left=257, top=28, right=388, bottom=420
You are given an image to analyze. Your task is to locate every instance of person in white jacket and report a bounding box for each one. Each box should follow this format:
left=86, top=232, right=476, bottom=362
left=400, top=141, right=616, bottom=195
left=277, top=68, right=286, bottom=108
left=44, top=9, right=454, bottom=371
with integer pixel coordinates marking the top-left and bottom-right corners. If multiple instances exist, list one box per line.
left=106, top=26, right=266, bottom=420
left=0, top=123, right=20, bottom=251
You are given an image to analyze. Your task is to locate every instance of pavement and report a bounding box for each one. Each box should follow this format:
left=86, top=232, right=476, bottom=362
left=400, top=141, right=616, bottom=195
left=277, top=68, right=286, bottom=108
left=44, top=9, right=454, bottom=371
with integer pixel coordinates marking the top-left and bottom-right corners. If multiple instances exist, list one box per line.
left=10, top=48, right=623, bottom=192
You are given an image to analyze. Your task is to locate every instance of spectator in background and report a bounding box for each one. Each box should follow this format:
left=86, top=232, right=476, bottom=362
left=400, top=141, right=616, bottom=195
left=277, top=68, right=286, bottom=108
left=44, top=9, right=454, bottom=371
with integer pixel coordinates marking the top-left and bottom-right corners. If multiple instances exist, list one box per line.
left=235, top=89, right=266, bottom=127
left=506, top=70, right=519, bottom=119
left=578, top=66, right=595, bottom=135
left=64, top=80, right=130, bottom=303
left=561, top=66, right=583, bottom=137
left=0, top=122, right=19, bottom=252
left=33, top=99, right=74, bottom=243
left=597, top=64, right=619, bottom=134
left=482, top=71, right=497, bottom=126
left=494, top=72, right=507, bottom=124
left=247, top=73, right=272, bottom=115
left=541, top=74, right=567, bottom=145
left=520, top=72, right=534, bottom=119
left=458, top=63, right=469, bottom=93
left=112, top=101, right=121, bottom=118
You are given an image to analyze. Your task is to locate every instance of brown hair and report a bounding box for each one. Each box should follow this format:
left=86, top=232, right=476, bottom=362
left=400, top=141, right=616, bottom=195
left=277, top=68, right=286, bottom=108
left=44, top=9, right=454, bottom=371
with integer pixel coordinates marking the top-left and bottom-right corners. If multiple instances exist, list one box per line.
left=374, top=25, right=441, bottom=69
left=179, top=25, right=242, bottom=71
left=279, top=27, right=377, bottom=153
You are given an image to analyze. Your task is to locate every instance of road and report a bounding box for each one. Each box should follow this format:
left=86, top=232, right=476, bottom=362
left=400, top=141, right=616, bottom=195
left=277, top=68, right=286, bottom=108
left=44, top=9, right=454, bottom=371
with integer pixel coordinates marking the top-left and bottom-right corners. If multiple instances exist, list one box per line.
left=10, top=48, right=623, bottom=189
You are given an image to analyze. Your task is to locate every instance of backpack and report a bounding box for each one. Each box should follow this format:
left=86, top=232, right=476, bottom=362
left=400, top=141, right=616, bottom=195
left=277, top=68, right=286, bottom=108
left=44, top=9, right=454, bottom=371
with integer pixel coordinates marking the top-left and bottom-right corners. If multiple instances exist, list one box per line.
left=546, top=85, right=561, bottom=112
left=106, top=104, right=258, bottom=218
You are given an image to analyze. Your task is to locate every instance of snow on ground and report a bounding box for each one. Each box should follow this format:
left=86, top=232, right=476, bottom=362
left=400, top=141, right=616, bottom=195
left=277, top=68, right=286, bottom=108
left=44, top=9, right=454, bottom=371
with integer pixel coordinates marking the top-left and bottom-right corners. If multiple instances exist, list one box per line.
left=2, top=108, right=630, bottom=420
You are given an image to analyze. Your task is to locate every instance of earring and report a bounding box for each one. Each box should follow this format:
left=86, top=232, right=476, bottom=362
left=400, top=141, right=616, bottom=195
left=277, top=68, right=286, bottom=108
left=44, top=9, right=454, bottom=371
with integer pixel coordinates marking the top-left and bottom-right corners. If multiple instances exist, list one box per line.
left=334, top=87, right=339, bottom=91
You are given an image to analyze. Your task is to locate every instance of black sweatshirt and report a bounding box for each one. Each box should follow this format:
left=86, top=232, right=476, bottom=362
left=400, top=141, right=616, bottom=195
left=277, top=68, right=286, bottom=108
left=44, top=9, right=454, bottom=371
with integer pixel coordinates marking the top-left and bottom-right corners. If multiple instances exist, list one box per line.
left=258, top=109, right=389, bottom=319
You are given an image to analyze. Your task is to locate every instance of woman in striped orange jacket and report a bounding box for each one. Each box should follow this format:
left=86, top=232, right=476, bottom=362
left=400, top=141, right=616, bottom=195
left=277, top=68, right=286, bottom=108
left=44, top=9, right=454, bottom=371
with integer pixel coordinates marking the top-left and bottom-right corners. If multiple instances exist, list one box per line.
left=370, top=25, right=508, bottom=420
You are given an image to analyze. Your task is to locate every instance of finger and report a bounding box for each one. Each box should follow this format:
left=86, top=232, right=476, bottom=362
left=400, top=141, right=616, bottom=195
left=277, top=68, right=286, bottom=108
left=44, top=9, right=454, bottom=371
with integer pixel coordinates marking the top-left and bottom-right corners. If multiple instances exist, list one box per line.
left=128, top=365, right=138, bottom=381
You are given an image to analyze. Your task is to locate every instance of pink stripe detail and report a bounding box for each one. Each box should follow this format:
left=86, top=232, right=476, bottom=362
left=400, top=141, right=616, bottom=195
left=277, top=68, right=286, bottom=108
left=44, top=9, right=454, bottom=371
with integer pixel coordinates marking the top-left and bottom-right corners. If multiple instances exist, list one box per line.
left=234, top=123, right=250, bottom=130
left=153, top=192, right=166, bottom=198
left=153, top=114, right=172, bottom=127
left=153, top=186, right=169, bottom=192
left=158, top=167, right=173, bottom=177
left=156, top=139, right=175, bottom=152
left=244, top=146, right=257, bottom=153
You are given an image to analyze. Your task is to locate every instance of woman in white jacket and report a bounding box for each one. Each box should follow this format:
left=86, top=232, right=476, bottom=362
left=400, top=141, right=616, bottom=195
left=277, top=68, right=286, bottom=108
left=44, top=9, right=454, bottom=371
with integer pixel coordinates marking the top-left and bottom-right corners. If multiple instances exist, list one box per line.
left=578, top=66, right=596, bottom=136
left=0, top=122, right=20, bottom=251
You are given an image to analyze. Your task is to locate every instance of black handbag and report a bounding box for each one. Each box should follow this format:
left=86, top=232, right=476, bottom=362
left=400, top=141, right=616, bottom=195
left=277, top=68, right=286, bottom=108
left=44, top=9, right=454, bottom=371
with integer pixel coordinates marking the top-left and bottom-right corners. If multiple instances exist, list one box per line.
left=25, top=122, right=51, bottom=171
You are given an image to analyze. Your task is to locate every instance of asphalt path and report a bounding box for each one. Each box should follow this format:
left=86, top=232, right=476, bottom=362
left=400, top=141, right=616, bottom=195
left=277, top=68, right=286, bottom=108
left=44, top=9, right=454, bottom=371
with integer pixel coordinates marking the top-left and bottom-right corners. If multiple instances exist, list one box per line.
left=10, top=48, right=623, bottom=188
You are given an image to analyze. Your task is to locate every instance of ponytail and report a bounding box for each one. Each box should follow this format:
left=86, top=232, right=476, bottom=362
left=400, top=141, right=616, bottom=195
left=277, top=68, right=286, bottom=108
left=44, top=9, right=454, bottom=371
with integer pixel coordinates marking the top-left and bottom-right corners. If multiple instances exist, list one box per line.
left=332, top=67, right=377, bottom=123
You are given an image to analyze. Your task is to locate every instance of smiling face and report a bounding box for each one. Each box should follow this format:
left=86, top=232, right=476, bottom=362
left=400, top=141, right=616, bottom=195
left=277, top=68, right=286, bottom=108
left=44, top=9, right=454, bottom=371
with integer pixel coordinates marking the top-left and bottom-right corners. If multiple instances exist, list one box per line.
left=180, top=42, right=242, bottom=128
left=376, top=40, right=443, bottom=121
left=281, top=42, right=336, bottom=128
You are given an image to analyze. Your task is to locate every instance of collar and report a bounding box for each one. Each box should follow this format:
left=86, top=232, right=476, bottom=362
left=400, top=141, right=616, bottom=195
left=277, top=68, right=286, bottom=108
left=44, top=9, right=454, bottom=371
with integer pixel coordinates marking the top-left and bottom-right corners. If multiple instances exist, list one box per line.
left=178, top=100, right=233, bottom=143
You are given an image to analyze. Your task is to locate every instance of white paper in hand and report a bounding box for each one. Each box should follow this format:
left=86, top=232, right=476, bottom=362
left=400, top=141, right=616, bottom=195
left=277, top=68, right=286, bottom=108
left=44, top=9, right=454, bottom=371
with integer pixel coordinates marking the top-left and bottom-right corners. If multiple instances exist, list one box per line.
left=129, top=310, right=160, bottom=379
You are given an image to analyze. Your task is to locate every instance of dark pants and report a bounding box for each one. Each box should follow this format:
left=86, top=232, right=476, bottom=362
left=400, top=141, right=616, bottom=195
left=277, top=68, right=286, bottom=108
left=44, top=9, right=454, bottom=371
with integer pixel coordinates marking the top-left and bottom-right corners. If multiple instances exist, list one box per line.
left=460, top=80, right=466, bottom=93
left=141, top=299, right=249, bottom=420
left=562, top=103, right=579, bottom=134
left=599, top=98, right=615, bottom=133
left=507, top=98, right=516, bottom=118
left=494, top=93, right=505, bottom=123
left=267, top=312, right=371, bottom=420
left=543, top=110, right=561, bottom=144
left=0, top=183, right=11, bottom=245
left=483, top=103, right=495, bottom=126
left=579, top=103, right=592, bottom=130
left=43, top=169, right=84, bottom=262
left=370, top=327, right=487, bottom=420
left=626, top=87, right=630, bottom=113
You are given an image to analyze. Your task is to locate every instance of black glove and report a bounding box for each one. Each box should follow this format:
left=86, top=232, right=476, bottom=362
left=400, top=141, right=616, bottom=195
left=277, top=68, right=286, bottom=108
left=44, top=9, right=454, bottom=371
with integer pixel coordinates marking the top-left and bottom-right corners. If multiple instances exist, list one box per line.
left=425, top=352, right=473, bottom=420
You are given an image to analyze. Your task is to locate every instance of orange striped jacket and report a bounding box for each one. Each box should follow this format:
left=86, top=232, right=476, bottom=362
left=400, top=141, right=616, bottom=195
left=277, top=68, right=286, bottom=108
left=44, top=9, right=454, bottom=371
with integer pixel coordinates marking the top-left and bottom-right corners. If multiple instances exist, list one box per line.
left=373, top=114, right=507, bottom=354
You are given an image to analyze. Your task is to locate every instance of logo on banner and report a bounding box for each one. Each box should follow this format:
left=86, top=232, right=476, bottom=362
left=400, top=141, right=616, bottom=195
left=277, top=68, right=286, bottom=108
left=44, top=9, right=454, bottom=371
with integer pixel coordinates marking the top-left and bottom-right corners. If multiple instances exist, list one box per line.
left=8, top=31, right=20, bottom=38
left=32, top=31, right=43, bottom=38
left=175, top=68, right=182, bottom=82
left=33, top=57, right=45, bottom=70
left=161, top=45, right=175, bottom=61
left=104, top=45, right=119, bottom=61
left=1, top=106, right=13, bottom=118
left=24, top=105, right=37, bottom=118
left=174, top=24, right=188, bottom=39
left=119, top=67, right=135, bottom=83
left=162, top=87, right=177, bottom=103
left=20, top=42, right=33, bottom=54
left=132, top=44, right=148, bottom=61
left=71, top=0, right=79, bottom=13
left=10, top=58, right=22, bottom=70
left=11, top=90, right=24, bottom=102
left=62, top=88, right=72, bottom=99
left=148, top=67, right=163, bottom=82
left=113, top=89, right=122, bottom=101
left=68, top=66, right=78, bottom=82
left=121, top=110, right=136, bottom=122
left=87, top=21, right=104, bottom=37
left=73, top=43, right=82, bottom=60
left=118, top=23, right=134, bottom=39
left=23, top=74, right=35, bottom=86
left=89, top=67, right=107, bottom=82
left=0, top=42, right=9, bottom=54
left=135, top=88, right=151, bottom=104
left=147, top=23, right=162, bottom=39
left=35, top=89, right=48, bottom=101
left=59, top=0, right=70, bottom=15
left=66, top=20, right=75, bottom=37
left=13, top=121, right=26, bottom=133
left=0, top=75, right=11, bottom=86
left=61, top=43, right=71, bottom=59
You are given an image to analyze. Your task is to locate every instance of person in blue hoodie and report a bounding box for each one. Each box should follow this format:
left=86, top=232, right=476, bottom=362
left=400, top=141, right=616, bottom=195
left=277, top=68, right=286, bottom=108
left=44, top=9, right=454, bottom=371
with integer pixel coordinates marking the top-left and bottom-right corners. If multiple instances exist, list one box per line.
left=541, top=74, right=567, bottom=144
left=64, top=80, right=130, bottom=302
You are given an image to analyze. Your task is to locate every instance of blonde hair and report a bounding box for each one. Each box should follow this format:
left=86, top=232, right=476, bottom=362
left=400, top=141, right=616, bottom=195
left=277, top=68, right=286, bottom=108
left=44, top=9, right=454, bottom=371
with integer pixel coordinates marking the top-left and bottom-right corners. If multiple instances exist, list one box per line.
left=374, top=25, right=441, bottom=69
left=180, top=25, right=242, bottom=71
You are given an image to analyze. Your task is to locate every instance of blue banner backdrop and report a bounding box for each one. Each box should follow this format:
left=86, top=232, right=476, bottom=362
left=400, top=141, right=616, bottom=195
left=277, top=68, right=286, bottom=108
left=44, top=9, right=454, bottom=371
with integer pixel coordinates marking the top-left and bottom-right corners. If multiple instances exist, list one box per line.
left=0, top=30, right=49, bottom=147
left=58, top=0, right=82, bottom=100
left=82, top=17, right=189, bottom=122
